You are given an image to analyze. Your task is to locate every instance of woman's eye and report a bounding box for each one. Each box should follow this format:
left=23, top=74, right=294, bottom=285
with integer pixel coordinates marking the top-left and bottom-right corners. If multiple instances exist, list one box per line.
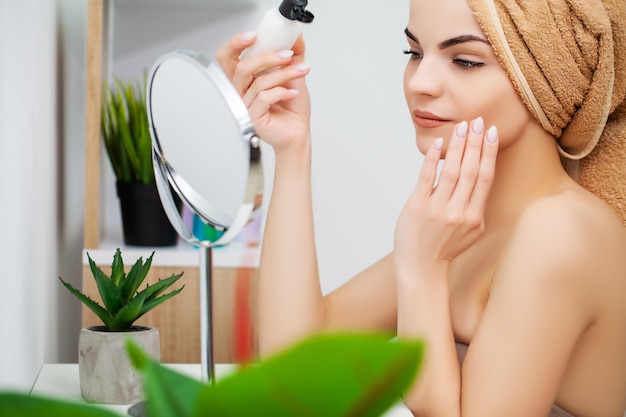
left=403, top=49, right=423, bottom=61
left=453, top=58, right=484, bottom=69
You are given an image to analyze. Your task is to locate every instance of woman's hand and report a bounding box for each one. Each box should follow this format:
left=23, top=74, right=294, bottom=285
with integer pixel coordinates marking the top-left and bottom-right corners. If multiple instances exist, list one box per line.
left=394, top=118, right=499, bottom=278
left=215, top=32, right=312, bottom=153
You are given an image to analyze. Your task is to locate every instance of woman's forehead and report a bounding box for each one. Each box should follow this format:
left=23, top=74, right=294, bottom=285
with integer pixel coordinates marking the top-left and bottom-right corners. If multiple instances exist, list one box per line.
left=407, top=0, right=486, bottom=42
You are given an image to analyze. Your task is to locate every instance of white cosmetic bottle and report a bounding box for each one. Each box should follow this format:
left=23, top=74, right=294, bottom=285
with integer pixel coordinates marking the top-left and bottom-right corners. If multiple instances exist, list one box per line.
left=240, top=0, right=314, bottom=59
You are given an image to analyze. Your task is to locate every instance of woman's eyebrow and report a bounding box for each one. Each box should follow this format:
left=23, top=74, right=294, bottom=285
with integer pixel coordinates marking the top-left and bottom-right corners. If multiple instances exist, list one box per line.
left=405, top=28, right=490, bottom=49
left=405, top=27, right=419, bottom=44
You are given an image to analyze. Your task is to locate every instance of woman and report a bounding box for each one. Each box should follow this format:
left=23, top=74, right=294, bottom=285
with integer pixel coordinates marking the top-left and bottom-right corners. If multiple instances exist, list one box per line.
left=216, top=0, right=626, bottom=415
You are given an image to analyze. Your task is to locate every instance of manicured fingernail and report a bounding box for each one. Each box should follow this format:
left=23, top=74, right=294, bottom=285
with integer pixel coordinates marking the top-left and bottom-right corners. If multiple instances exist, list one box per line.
left=456, top=121, right=468, bottom=139
left=288, top=89, right=300, bottom=96
left=472, top=117, right=484, bottom=134
left=296, top=62, right=310, bottom=72
left=486, top=126, right=498, bottom=143
left=242, top=31, right=256, bottom=42
left=434, top=137, right=444, bottom=150
left=277, top=49, right=294, bottom=59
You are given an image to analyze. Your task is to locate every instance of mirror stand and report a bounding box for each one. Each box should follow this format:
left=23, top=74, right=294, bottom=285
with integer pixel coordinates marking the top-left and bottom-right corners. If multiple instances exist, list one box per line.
left=199, top=245, right=216, bottom=383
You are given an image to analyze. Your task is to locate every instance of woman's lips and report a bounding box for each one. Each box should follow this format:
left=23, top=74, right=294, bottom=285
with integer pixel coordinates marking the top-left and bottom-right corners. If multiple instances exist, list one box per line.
left=413, top=110, right=451, bottom=128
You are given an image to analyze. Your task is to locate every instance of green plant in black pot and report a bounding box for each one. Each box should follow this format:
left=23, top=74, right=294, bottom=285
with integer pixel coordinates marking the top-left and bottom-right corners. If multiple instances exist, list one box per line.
left=58, top=248, right=184, bottom=404
left=101, top=77, right=178, bottom=246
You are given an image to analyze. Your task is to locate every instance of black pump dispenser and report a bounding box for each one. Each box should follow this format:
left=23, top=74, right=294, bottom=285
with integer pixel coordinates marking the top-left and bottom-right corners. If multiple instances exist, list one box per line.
left=240, top=0, right=315, bottom=59
left=278, top=0, right=314, bottom=23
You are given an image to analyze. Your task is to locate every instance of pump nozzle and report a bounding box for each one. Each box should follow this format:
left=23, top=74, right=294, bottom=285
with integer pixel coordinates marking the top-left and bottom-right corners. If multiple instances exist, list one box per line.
left=279, top=0, right=314, bottom=23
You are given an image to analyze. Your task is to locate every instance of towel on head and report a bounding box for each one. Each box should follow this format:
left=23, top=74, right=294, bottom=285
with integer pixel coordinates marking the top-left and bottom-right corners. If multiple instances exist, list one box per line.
left=468, top=0, right=626, bottom=226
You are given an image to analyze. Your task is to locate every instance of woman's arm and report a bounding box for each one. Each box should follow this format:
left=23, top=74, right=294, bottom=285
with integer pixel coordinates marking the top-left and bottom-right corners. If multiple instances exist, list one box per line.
left=394, top=119, right=498, bottom=416
left=218, top=34, right=327, bottom=356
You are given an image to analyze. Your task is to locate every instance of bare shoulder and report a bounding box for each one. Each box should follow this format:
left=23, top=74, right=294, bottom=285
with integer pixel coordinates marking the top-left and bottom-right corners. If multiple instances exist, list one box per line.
left=515, top=190, right=625, bottom=262
left=499, top=189, right=626, bottom=303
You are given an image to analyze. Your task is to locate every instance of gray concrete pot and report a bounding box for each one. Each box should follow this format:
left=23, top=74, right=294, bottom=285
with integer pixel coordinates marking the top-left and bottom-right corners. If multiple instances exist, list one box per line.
left=79, top=325, right=160, bottom=404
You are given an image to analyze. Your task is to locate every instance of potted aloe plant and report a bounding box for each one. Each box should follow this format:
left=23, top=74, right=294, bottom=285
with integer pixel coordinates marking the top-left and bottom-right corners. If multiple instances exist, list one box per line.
left=102, top=77, right=178, bottom=247
left=59, top=249, right=184, bottom=404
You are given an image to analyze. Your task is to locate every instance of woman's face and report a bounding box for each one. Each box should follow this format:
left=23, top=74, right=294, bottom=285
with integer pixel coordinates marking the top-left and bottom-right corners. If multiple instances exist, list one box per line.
left=404, top=0, right=531, bottom=155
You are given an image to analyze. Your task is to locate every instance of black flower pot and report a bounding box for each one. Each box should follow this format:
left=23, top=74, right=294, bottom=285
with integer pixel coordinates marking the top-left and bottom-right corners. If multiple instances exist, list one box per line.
left=116, top=181, right=179, bottom=247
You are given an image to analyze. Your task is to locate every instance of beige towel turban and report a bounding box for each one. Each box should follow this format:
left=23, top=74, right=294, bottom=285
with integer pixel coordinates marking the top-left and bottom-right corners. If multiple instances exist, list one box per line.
left=468, top=0, right=626, bottom=226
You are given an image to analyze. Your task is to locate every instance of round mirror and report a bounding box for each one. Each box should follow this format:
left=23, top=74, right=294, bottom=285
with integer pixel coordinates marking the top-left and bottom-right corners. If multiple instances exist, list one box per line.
left=146, top=50, right=263, bottom=247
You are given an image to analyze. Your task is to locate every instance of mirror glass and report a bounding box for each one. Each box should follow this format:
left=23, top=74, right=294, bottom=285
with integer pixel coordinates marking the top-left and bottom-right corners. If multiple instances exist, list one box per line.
left=147, top=50, right=263, bottom=246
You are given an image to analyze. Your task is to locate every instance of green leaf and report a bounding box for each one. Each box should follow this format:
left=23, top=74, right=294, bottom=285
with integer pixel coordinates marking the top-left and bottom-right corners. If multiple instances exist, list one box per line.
left=0, top=393, right=122, bottom=417
left=193, top=333, right=424, bottom=417
left=137, top=286, right=185, bottom=318
left=58, top=277, right=112, bottom=329
left=108, top=291, right=147, bottom=331
left=87, top=253, right=123, bottom=316
left=110, top=248, right=125, bottom=287
left=115, top=82, right=141, bottom=180
left=137, top=273, right=184, bottom=303
left=119, top=253, right=153, bottom=304
left=126, top=340, right=204, bottom=417
left=101, top=77, right=153, bottom=184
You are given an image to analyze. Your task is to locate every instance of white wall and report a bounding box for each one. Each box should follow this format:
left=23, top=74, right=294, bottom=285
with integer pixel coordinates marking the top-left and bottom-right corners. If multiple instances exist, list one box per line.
left=56, top=0, right=89, bottom=365
left=0, top=0, right=60, bottom=390
left=305, top=1, right=420, bottom=290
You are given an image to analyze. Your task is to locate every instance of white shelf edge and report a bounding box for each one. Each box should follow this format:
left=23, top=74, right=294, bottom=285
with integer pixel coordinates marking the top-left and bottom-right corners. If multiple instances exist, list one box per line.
left=83, top=241, right=260, bottom=268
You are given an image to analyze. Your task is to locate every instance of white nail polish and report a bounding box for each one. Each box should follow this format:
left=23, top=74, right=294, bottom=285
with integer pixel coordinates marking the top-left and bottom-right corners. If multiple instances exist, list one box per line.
left=435, top=137, right=444, bottom=150
left=277, top=49, right=295, bottom=59
left=486, top=126, right=498, bottom=143
left=456, top=121, right=468, bottom=138
left=242, top=31, right=256, bottom=42
left=472, top=117, right=484, bottom=134
left=296, top=62, right=310, bottom=72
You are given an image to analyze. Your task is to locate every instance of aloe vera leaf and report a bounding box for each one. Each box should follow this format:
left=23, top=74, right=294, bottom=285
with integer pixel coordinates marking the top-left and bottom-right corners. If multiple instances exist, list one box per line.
left=58, top=277, right=112, bottom=329
left=87, top=254, right=123, bottom=316
left=110, top=248, right=125, bottom=287
left=137, top=286, right=185, bottom=319
left=0, top=393, right=122, bottom=417
left=108, top=291, right=147, bottom=331
left=137, top=273, right=184, bottom=303
left=126, top=340, right=204, bottom=417
left=119, top=253, right=153, bottom=304
left=192, top=333, right=424, bottom=417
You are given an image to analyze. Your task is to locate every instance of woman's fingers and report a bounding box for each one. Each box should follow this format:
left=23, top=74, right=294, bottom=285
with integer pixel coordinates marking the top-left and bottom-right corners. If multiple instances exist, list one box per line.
left=216, top=32, right=309, bottom=99
left=247, top=87, right=301, bottom=127
left=427, top=117, right=497, bottom=228
left=242, top=61, right=310, bottom=107
left=466, top=125, right=498, bottom=217
left=215, top=32, right=257, bottom=79
left=448, top=117, right=485, bottom=207
left=413, top=137, right=444, bottom=201
left=431, top=120, right=469, bottom=203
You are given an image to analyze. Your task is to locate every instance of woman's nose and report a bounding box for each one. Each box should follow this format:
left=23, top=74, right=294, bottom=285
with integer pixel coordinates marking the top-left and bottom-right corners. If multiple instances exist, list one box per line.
left=405, top=58, right=444, bottom=97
